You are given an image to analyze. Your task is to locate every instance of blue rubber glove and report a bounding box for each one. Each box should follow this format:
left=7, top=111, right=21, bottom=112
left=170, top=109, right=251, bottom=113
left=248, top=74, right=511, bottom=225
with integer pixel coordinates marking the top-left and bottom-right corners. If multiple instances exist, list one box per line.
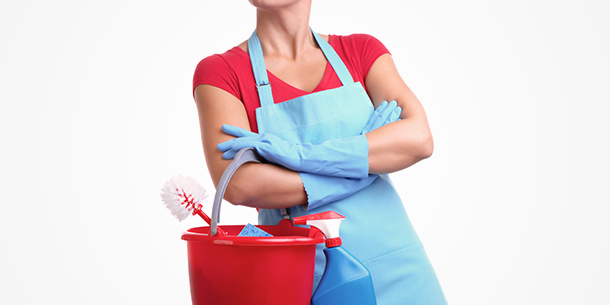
left=300, top=173, right=378, bottom=210
left=218, top=127, right=370, bottom=179
left=361, top=100, right=401, bottom=134
left=301, top=100, right=402, bottom=209
left=218, top=100, right=401, bottom=179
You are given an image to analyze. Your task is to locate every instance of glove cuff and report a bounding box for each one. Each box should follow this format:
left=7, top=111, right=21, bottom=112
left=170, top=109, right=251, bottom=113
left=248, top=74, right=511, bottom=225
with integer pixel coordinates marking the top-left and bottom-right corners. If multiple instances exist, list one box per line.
left=299, top=172, right=377, bottom=210
left=313, top=134, right=369, bottom=179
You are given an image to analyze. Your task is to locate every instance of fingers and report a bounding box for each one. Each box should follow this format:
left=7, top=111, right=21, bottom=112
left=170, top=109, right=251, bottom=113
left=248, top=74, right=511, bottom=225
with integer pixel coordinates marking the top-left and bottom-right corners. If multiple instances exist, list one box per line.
left=219, top=141, right=255, bottom=159
left=226, top=140, right=259, bottom=153
left=371, top=100, right=392, bottom=128
left=222, top=149, right=238, bottom=160
left=219, top=139, right=263, bottom=160
left=376, top=100, right=390, bottom=113
left=362, top=101, right=387, bottom=134
left=386, top=105, right=402, bottom=125
left=218, top=138, right=259, bottom=157
left=362, top=100, right=401, bottom=134
left=221, top=124, right=257, bottom=137
left=378, top=100, right=398, bottom=124
left=362, top=101, right=388, bottom=134
left=217, top=124, right=259, bottom=153
left=217, top=139, right=236, bottom=152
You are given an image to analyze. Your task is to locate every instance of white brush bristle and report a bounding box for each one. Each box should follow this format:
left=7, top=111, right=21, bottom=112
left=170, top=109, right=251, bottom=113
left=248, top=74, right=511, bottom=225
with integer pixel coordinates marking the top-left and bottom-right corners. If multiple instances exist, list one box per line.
left=160, top=175, right=209, bottom=221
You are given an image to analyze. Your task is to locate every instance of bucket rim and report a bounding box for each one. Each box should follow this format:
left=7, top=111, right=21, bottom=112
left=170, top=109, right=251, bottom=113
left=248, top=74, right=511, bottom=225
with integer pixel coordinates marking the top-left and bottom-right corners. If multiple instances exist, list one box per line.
left=181, top=224, right=325, bottom=246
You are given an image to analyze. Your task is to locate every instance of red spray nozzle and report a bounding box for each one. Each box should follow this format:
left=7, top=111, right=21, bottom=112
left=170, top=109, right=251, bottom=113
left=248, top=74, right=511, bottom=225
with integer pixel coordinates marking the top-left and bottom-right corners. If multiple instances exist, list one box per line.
left=293, top=211, right=345, bottom=224
left=294, top=211, right=345, bottom=247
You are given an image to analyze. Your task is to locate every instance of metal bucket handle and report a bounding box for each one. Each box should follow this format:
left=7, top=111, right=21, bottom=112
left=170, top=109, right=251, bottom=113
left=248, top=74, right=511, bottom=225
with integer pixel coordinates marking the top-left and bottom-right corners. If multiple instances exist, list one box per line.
left=210, top=147, right=263, bottom=236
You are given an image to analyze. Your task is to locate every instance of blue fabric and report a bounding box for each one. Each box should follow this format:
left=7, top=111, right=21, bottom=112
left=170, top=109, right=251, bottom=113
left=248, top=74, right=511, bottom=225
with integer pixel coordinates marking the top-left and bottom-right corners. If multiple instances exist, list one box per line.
left=248, top=28, right=447, bottom=305
left=301, top=100, right=402, bottom=209
left=310, top=28, right=354, bottom=85
left=247, top=31, right=274, bottom=107
left=218, top=100, right=399, bottom=174
left=256, top=81, right=373, bottom=144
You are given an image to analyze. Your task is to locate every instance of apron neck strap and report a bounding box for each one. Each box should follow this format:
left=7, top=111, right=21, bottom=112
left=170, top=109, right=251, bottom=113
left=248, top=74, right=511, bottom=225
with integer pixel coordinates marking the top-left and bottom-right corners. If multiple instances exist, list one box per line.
left=247, top=28, right=355, bottom=107
left=248, top=30, right=274, bottom=107
left=310, top=30, right=354, bottom=85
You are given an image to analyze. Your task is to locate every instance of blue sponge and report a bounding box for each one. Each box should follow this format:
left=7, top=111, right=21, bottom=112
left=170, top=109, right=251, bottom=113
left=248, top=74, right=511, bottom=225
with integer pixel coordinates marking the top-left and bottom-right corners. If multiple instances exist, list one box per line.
left=238, top=223, right=273, bottom=237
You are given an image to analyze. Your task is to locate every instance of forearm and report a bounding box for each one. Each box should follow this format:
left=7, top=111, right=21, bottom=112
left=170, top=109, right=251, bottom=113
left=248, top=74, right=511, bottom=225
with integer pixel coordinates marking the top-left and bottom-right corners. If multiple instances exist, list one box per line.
left=366, top=116, right=433, bottom=174
left=364, top=53, right=434, bottom=174
left=221, top=162, right=308, bottom=209
left=217, top=99, right=414, bottom=178
left=215, top=100, right=403, bottom=209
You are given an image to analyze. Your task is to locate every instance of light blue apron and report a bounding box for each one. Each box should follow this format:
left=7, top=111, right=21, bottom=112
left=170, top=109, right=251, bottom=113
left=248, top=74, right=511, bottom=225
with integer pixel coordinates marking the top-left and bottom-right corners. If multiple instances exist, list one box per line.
left=247, top=29, right=447, bottom=305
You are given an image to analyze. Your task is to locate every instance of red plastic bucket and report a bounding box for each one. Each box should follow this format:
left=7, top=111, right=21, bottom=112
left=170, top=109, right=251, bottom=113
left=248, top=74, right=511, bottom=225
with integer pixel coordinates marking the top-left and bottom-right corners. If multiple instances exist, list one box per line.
left=181, top=148, right=325, bottom=305
left=182, top=220, right=324, bottom=305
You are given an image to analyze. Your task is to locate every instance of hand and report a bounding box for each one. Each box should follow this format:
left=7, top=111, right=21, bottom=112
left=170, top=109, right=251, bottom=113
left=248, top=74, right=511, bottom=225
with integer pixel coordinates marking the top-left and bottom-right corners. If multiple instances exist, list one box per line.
left=361, top=100, right=402, bottom=134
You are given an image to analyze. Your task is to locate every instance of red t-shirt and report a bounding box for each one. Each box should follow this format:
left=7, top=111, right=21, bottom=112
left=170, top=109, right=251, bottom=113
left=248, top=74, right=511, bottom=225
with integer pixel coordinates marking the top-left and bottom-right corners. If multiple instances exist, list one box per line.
left=193, top=34, right=390, bottom=132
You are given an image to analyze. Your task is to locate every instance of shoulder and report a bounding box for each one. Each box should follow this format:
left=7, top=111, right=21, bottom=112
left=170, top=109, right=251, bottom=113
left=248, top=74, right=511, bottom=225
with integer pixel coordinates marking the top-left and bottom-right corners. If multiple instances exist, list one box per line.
left=328, top=33, right=390, bottom=81
left=192, top=47, right=250, bottom=97
left=194, top=47, right=247, bottom=78
left=332, top=33, right=383, bottom=44
left=329, top=33, right=389, bottom=56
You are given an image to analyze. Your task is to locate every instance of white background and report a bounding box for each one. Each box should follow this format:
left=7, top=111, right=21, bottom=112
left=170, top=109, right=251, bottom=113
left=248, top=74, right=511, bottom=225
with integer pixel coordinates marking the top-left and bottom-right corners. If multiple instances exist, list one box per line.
left=1, top=0, right=609, bottom=304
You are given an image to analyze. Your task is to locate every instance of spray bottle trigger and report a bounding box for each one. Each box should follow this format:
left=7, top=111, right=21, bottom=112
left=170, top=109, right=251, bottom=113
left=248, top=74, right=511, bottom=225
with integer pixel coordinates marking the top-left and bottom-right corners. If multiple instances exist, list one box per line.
left=293, top=211, right=345, bottom=224
left=293, top=211, right=345, bottom=248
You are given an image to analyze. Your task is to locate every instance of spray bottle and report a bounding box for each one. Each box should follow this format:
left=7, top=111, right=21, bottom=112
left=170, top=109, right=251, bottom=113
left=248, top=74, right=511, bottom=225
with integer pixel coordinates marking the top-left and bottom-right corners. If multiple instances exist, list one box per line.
left=293, top=211, right=377, bottom=305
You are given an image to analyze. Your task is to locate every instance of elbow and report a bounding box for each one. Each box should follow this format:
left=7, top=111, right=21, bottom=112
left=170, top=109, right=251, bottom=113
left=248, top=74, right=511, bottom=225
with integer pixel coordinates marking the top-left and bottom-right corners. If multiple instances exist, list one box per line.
left=222, top=178, right=255, bottom=206
left=415, top=132, right=434, bottom=161
left=219, top=165, right=262, bottom=207
left=210, top=161, right=259, bottom=206
left=222, top=182, right=242, bottom=206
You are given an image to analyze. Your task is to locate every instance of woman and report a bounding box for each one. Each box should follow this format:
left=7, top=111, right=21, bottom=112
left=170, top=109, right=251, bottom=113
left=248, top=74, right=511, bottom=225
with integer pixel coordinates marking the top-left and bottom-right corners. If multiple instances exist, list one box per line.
left=192, top=1, right=447, bottom=304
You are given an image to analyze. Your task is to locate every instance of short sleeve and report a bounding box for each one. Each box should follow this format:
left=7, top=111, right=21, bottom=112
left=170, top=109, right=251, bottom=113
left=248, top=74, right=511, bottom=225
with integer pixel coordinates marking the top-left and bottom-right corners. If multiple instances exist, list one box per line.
left=192, top=54, right=241, bottom=99
left=353, top=34, right=391, bottom=81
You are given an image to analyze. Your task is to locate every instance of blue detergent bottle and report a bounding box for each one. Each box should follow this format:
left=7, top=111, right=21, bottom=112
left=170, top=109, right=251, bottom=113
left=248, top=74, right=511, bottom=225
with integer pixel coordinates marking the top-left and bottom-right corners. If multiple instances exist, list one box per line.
left=294, top=211, right=377, bottom=305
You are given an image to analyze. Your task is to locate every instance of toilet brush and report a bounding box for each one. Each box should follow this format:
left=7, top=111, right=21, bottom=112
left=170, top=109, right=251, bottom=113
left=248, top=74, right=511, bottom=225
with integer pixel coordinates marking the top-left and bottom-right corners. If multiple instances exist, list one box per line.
left=161, top=175, right=226, bottom=235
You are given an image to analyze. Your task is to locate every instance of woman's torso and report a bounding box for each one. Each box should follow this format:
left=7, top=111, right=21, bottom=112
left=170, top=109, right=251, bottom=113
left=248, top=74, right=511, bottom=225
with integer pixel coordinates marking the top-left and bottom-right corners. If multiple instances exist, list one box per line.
left=192, top=34, right=390, bottom=132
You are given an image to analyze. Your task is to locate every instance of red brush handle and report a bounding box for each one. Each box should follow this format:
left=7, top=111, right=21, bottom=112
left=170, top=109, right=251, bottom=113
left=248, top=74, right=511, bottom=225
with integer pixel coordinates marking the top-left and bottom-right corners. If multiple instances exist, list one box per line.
left=195, top=209, right=227, bottom=236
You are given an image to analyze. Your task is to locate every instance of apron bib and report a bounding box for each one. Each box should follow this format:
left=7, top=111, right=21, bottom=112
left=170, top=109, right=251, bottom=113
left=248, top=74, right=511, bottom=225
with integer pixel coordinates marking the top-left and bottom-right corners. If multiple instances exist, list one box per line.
left=247, top=29, right=447, bottom=305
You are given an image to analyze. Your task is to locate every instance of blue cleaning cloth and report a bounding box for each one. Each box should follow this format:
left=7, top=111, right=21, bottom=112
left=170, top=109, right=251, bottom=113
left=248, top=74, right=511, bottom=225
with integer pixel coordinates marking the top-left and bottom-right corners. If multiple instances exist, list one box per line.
left=238, top=223, right=273, bottom=237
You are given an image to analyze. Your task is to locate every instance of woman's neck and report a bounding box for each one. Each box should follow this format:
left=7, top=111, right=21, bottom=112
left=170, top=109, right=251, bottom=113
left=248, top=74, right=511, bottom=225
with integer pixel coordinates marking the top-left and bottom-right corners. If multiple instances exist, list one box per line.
left=254, top=1, right=314, bottom=60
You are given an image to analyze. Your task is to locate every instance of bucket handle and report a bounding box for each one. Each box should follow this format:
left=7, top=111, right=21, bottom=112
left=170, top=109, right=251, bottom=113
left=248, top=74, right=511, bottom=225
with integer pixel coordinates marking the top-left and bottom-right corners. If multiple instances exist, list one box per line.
left=210, top=147, right=263, bottom=236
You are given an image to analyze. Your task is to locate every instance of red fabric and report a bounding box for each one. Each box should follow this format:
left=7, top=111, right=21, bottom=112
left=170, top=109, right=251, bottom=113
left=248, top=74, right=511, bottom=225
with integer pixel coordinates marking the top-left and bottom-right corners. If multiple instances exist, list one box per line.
left=193, top=34, right=390, bottom=133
